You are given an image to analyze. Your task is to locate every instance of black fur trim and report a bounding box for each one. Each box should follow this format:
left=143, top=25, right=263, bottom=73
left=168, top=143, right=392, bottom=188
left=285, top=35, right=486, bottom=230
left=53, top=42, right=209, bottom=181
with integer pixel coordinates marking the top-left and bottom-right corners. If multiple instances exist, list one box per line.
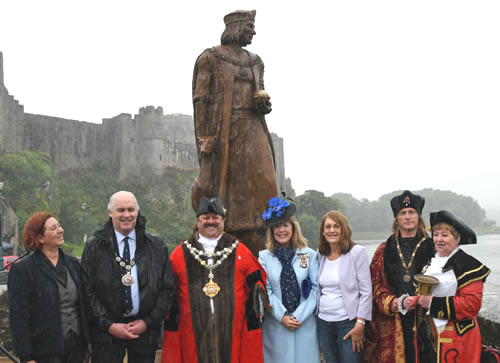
left=430, top=296, right=456, bottom=321
left=245, top=270, right=264, bottom=331
left=164, top=300, right=179, bottom=332
left=383, top=235, right=435, bottom=296
left=183, top=232, right=236, bottom=362
left=444, top=249, right=491, bottom=289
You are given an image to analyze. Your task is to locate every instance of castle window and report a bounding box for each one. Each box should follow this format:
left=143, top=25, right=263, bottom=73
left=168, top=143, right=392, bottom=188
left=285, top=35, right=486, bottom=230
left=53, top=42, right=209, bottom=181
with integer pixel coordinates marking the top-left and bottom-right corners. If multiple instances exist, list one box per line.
left=130, top=138, right=135, bottom=142
left=159, top=154, right=162, bottom=161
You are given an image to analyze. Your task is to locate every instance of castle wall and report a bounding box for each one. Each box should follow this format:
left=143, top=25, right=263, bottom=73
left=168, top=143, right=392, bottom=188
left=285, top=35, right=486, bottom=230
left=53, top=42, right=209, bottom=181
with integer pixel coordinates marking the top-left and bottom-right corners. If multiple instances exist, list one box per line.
left=103, top=108, right=199, bottom=180
left=0, top=81, right=25, bottom=154
left=23, top=113, right=104, bottom=171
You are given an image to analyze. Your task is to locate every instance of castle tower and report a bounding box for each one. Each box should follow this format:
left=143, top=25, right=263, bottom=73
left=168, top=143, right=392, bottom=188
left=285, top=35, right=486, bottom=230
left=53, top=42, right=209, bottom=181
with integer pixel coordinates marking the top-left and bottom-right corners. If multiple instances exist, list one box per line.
left=135, top=106, right=166, bottom=176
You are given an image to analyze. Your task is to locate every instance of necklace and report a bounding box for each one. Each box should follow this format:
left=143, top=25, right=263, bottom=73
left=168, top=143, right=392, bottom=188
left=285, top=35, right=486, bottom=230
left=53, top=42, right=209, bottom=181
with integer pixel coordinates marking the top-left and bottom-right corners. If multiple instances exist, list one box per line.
left=184, top=239, right=238, bottom=298
left=395, top=236, right=426, bottom=283
left=114, top=253, right=136, bottom=286
left=209, top=47, right=257, bottom=67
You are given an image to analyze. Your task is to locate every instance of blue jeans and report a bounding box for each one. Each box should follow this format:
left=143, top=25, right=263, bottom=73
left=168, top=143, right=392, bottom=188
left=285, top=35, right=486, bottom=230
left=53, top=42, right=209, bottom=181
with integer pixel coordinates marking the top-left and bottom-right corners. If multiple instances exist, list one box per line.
left=316, top=317, right=363, bottom=363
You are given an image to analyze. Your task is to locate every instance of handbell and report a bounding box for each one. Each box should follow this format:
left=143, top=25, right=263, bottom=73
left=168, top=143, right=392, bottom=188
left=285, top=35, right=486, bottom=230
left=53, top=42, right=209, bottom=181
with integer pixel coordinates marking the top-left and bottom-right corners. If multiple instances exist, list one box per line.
left=414, top=274, right=439, bottom=296
left=415, top=274, right=439, bottom=296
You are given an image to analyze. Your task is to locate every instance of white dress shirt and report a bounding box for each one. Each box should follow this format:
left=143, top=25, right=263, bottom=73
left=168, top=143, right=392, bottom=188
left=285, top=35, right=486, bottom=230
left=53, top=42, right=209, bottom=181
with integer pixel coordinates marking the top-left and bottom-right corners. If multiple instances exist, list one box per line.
left=198, top=233, right=223, bottom=314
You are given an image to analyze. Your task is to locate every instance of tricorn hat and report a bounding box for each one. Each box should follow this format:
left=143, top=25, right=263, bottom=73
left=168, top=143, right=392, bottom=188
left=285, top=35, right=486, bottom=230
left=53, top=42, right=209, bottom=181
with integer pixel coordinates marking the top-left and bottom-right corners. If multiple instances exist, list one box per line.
left=430, top=210, right=477, bottom=245
left=197, top=197, right=225, bottom=217
left=261, top=196, right=296, bottom=227
left=223, top=10, right=256, bottom=25
left=390, top=190, right=425, bottom=217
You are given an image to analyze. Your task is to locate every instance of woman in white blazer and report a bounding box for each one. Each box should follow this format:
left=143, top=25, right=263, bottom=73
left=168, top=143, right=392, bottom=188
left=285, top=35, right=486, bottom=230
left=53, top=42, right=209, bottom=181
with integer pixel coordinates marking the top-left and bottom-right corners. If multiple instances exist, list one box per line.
left=316, top=210, right=372, bottom=363
left=258, top=197, right=320, bottom=363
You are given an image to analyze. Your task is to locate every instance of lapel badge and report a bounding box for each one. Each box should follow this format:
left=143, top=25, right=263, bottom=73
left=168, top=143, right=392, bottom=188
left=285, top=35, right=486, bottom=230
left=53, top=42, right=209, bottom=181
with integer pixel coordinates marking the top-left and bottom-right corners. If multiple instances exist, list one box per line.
left=297, top=253, right=310, bottom=268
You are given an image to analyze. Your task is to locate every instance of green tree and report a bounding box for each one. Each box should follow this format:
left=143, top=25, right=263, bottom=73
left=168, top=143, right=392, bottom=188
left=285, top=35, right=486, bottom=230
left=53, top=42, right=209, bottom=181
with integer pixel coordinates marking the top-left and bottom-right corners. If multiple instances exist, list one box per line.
left=0, top=151, right=60, bottom=237
left=298, top=214, right=320, bottom=249
left=295, top=190, right=344, bottom=220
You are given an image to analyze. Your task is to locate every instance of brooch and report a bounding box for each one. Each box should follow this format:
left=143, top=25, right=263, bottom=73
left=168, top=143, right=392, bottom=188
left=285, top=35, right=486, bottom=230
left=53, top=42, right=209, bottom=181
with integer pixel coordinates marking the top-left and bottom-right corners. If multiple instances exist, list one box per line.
left=297, top=253, right=311, bottom=268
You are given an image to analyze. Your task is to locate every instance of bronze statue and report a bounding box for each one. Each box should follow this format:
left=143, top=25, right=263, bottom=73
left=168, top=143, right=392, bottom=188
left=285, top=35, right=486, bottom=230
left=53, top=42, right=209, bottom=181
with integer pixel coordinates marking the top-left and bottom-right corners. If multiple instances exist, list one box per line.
left=191, top=10, right=278, bottom=255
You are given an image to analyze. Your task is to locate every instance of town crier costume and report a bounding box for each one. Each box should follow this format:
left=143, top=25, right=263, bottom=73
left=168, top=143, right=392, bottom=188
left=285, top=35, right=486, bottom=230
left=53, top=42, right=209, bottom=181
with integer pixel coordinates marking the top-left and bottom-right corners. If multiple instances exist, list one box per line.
left=364, top=191, right=435, bottom=363
left=416, top=210, right=491, bottom=363
left=161, top=197, right=269, bottom=363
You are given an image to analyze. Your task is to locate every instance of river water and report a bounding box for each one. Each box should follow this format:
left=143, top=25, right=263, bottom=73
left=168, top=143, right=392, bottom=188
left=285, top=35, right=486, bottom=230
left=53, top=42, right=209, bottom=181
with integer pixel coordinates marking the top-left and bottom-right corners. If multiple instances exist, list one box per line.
left=358, top=234, right=500, bottom=287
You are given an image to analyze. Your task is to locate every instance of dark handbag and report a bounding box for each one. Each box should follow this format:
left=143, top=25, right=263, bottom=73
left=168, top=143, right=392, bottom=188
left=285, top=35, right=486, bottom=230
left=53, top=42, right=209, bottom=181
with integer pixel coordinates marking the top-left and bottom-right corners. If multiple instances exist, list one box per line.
left=482, top=345, right=500, bottom=363
left=301, top=277, right=312, bottom=299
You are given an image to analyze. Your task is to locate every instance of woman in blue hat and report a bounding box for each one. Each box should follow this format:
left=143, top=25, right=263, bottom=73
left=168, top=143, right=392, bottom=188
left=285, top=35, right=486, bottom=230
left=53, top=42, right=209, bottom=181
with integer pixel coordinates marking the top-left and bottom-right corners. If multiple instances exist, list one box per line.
left=258, top=197, right=320, bottom=363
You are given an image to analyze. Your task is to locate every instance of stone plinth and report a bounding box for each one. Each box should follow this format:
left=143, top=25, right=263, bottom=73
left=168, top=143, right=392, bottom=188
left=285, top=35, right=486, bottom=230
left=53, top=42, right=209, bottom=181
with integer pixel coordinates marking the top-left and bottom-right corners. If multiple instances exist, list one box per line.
left=479, top=283, right=500, bottom=348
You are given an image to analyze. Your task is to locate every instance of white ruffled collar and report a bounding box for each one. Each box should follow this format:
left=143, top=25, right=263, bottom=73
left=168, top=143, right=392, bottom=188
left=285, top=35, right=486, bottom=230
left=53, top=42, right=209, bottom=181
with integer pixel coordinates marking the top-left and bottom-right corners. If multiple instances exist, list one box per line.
left=426, top=247, right=460, bottom=274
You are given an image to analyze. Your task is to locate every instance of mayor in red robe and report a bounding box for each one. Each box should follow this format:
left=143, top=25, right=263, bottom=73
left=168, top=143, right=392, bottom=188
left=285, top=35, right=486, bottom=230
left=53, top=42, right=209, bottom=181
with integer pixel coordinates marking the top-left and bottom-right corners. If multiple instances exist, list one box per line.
left=161, top=197, right=268, bottom=363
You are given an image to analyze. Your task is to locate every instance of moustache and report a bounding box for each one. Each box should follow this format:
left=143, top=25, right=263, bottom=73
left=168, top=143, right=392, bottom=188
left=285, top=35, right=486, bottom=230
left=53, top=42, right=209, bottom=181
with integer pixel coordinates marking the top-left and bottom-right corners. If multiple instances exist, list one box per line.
left=203, top=223, right=218, bottom=228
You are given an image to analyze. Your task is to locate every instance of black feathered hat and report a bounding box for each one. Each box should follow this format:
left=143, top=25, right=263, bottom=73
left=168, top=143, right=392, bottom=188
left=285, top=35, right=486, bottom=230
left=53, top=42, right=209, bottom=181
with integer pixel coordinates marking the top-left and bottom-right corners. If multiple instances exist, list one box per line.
left=430, top=210, right=477, bottom=245
left=261, top=196, right=296, bottom=227
left=390, top=190, right=425, bottom=217
left=197, top=197, right=226, bottom=217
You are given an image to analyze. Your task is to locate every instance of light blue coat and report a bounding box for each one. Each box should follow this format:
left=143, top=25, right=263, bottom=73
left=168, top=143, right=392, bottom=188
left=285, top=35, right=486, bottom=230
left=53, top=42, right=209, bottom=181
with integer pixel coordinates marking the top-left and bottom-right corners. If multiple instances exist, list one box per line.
left=259, top=247, right=321, bottom=363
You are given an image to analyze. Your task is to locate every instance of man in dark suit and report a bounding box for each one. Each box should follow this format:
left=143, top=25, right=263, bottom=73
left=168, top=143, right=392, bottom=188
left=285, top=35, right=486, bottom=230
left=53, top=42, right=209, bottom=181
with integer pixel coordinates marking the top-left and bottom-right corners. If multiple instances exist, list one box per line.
left=81, top=191, right=175, bottom=363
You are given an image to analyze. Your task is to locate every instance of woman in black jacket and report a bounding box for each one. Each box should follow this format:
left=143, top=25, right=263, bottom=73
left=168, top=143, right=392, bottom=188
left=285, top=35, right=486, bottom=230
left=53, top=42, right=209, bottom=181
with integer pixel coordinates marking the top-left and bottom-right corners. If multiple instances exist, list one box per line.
left=8, top=211, right=89, bottom=363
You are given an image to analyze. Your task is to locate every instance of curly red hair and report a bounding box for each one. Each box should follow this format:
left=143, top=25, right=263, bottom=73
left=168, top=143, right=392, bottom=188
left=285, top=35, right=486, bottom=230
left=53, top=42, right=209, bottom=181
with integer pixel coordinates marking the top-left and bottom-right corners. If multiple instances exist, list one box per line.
left=22, top=211, right=55, bottom=250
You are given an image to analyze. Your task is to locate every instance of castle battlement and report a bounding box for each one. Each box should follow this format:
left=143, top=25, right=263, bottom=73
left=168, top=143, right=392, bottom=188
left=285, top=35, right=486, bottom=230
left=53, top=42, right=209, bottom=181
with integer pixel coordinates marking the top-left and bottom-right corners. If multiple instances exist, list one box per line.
left=138, top=105, right=164, bottom=117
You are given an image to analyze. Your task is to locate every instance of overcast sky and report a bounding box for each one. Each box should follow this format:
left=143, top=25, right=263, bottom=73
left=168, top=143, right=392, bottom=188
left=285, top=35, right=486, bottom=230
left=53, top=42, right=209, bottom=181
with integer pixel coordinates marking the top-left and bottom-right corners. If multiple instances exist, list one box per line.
left=1, top=0, right=499, bottom=209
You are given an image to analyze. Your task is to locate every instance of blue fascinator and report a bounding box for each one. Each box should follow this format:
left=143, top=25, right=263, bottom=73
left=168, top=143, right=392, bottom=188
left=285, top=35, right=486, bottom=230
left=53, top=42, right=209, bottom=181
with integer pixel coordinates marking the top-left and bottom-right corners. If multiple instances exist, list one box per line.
left=261, top=196, right=296, bottom=227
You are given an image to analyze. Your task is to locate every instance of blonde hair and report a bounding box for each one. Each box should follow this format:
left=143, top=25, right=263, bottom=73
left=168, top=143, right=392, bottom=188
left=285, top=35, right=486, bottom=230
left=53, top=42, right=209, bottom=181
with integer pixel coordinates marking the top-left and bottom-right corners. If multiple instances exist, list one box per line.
left=266, top=216, right=307, bottom=253
left=318, top=210, right=355, bottom=256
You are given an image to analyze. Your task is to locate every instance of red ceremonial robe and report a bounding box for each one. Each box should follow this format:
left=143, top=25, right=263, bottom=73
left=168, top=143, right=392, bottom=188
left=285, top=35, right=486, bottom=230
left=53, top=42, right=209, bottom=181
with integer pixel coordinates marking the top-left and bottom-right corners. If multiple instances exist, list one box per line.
left=434, top=281, right=484, bottom=363
left=161, top=232, right=266, bottom=363
left=364, top=241, right=408, bottom=363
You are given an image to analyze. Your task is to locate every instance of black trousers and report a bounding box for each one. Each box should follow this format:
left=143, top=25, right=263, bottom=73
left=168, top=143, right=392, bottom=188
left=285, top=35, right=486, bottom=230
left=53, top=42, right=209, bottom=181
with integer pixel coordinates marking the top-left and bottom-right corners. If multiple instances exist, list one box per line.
left=91, top=341, right=157, bottom=363
left=33, top=331, right=87, bottom=363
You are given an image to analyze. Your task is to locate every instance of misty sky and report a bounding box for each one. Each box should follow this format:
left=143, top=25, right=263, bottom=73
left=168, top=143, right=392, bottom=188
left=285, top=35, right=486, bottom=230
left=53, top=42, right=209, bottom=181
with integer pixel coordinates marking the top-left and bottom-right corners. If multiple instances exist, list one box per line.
left=1, top=0, right=499, bottom=210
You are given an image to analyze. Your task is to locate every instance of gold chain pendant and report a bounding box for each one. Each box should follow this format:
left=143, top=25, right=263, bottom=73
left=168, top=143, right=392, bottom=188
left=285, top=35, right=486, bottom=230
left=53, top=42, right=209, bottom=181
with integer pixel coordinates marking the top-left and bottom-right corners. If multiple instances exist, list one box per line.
left=203, top=279, right=220, bottom=298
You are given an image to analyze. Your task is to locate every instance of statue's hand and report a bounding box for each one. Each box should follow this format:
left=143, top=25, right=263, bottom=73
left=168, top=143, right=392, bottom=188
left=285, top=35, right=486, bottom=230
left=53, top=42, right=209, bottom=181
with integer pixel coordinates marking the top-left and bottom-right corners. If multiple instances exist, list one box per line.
left=198, top=136, right=216, bottom=154
left=253, top=90, right=272, bottom=114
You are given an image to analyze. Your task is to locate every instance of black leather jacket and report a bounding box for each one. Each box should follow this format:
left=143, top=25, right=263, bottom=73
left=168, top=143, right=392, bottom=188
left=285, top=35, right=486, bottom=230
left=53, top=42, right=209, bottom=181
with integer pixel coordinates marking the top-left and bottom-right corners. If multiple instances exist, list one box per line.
left=81, top=214, right=175, bottom=344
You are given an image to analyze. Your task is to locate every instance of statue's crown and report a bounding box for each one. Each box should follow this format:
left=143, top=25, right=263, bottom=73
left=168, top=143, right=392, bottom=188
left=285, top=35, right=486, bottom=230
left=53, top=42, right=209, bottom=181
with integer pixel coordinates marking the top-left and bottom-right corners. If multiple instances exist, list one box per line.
left=223, top=10, right=256, bottom=25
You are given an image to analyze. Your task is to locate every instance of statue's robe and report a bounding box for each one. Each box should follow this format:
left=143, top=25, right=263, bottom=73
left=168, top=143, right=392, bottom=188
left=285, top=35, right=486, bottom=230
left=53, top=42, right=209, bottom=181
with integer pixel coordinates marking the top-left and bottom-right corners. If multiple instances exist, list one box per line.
left=191, top=45, right=277, bottom=238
